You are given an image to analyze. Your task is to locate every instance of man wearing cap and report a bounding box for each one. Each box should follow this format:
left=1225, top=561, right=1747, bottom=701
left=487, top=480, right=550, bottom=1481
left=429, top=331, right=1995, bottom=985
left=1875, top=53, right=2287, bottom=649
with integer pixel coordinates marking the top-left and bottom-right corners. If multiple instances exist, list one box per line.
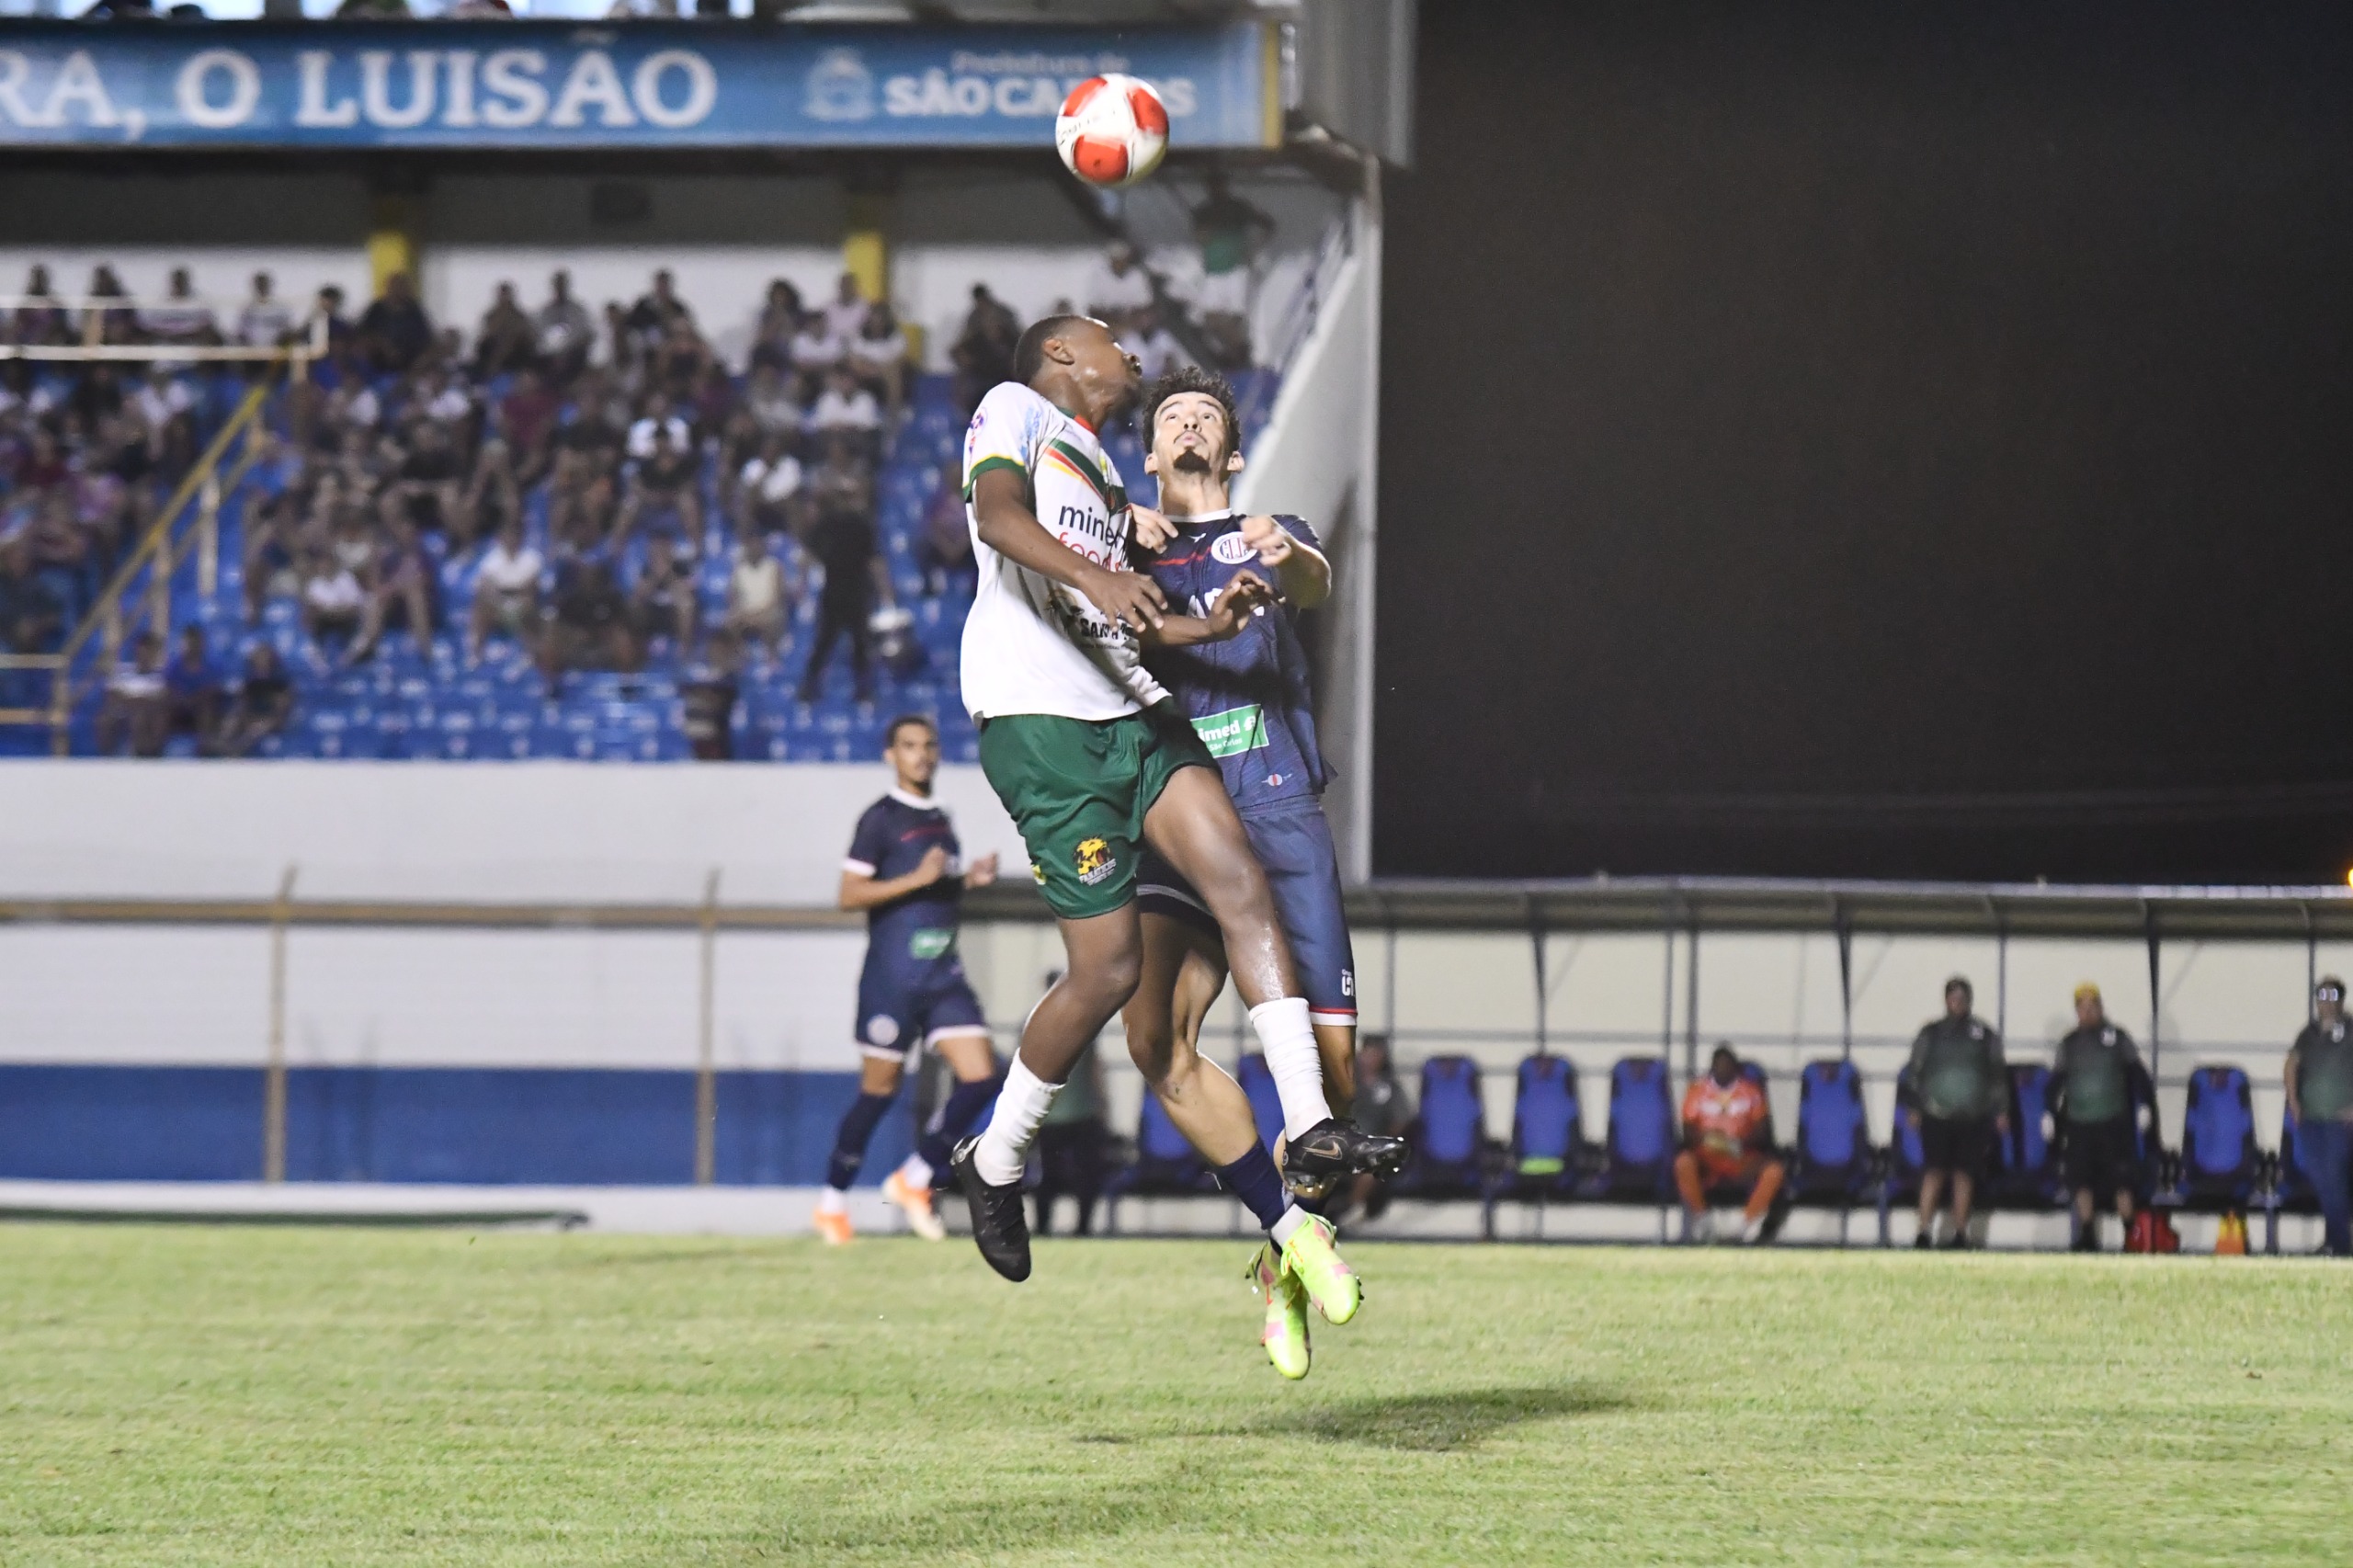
left=1902, top=977, right=2009, bottom=1248
left=2051, top=983, right=2146, bottom=1252
left=2287, top=977, right=2353, bottom=1257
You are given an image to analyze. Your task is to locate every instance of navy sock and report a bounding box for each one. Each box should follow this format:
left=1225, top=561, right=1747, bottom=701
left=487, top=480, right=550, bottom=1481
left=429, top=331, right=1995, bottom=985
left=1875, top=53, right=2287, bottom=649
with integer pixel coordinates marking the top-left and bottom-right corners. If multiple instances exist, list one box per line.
left=1215, top=1142, right=1291, bottom=1232
left=825, top=1091, right=896, bottom=1191
left=918, top=1074, right=1001, bottom=1176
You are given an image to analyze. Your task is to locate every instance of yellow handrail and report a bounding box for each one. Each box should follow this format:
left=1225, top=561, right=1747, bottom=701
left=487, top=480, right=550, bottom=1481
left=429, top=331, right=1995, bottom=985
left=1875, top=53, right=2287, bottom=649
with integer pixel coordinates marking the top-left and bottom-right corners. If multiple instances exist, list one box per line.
left=44, top=377, right=277, bottom=754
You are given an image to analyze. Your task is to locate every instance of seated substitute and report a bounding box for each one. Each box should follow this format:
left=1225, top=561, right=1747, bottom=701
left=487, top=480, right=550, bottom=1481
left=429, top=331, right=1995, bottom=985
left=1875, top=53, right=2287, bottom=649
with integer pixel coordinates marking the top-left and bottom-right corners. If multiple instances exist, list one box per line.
left=1675, top=1044, right=1785, bottom=1244
left=2051, top=983, right=2145, bottom=1252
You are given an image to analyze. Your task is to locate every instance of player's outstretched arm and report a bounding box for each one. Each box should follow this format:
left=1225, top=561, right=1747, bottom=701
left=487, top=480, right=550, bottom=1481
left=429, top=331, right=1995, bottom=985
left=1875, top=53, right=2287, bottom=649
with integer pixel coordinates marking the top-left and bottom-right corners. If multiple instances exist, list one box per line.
left=971, top=468, right=1166, bottom=632
left=1139, top=570, right=1279, bottom=649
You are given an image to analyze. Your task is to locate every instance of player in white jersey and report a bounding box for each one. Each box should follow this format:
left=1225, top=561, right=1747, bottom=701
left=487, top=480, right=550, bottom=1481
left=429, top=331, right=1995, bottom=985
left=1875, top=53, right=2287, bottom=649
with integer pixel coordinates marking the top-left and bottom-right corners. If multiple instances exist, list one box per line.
left=948, top=315, right=1392, bottom=1327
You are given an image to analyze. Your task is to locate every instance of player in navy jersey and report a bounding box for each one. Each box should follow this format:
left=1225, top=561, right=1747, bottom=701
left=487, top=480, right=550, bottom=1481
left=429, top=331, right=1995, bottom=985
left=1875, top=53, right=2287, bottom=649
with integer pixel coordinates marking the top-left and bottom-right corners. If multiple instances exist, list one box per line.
left=1124, top=366, right=1404, bottom=1378
left=814, top=713, right=1003, bottom=1245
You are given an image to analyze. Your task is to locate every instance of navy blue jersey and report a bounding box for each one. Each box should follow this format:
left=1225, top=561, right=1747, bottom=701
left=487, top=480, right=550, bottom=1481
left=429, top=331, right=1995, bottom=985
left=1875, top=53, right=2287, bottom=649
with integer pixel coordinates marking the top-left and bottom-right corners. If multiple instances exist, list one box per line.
left=1135, top=510, right=1331, bottom=811
left=844, top=790, right=965, bottom=975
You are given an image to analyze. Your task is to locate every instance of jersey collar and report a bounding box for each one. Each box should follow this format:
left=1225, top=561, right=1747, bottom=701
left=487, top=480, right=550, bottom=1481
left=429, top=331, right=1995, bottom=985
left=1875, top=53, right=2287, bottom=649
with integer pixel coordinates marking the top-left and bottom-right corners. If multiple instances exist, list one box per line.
left=1161, top=506, right=1236, bottom=529
left=887, top=786, right=938, bottom=810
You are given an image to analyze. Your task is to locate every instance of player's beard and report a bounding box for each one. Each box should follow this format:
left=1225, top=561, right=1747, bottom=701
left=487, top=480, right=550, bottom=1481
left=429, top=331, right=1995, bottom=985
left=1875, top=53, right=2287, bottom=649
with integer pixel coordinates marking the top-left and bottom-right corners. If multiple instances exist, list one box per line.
left=1171, top=448, right=1215, bottom=473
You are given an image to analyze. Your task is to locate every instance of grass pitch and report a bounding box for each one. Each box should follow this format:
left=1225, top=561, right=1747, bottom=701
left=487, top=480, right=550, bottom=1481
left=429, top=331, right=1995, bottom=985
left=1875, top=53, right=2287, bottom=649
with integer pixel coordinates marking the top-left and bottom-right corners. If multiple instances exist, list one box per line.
left=4, top=1226, right=2348, bottom=1565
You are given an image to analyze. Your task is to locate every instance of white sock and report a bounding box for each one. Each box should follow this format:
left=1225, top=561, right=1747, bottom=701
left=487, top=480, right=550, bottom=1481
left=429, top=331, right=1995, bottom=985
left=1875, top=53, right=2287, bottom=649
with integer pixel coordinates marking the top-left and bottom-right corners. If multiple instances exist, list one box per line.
left=816, top=1187, right=847, bottom=1216
left=1268, top=1206, right=1311, bottom=1247
left=896, top=1152, right=933, bottom=1188
left=1249, top=996, right=1332, bottom=1142
left=973, top=1055, right=1060, bottom=1187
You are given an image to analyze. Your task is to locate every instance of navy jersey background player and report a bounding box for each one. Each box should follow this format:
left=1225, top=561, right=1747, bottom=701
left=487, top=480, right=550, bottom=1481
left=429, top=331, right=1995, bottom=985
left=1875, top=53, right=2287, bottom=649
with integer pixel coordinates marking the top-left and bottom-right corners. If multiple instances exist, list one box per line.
left=1121, top=365, right=1390, bottom=1199
left=815, top=714, right=1002, bottom=1244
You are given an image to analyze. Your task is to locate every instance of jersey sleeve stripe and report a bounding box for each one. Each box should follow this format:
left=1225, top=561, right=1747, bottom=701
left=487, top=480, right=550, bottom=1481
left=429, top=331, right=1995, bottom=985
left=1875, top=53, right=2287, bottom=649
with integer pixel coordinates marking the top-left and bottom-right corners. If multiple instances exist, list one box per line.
left=842, top=858, right=877, bottom=876
left=962, top=454, right=1028, bottom=499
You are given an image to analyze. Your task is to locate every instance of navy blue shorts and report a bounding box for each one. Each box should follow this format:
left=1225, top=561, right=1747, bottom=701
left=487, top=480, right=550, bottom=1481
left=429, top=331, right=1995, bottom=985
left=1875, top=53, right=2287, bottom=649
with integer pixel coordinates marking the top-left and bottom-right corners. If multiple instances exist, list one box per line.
left=1136, top=797, right=1357, bottom=1026
left=855, top=960, right=990, bottom=1063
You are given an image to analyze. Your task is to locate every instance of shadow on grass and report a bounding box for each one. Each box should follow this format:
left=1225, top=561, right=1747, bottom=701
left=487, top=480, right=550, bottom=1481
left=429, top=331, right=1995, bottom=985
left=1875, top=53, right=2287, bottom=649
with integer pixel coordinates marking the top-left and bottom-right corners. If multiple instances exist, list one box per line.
left=1238, top=1381, right=1640, bottom=1452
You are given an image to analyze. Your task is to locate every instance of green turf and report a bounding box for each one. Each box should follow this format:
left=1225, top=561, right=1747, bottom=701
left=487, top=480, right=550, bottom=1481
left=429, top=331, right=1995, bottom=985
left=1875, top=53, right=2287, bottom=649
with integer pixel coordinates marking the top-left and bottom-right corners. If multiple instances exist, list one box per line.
left=4, top=1226, right=2348, bottom=1565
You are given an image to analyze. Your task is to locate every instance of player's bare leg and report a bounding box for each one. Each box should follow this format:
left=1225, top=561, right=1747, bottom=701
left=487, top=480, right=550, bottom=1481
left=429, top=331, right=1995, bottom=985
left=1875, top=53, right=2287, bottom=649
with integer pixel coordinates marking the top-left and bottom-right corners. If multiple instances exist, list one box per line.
left=1123, top=913, right=1260, bottom=1165
left=954, top=906, right=1144, bottom=1280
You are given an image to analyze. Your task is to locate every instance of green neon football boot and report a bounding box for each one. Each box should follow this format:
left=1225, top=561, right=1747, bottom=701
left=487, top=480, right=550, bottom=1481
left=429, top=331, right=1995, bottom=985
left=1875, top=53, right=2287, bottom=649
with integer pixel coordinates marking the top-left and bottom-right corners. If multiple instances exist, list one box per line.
left=1278, top=1212, right=1361, bottom=1326
left=1248, top=1244, right=1312, bottom=1381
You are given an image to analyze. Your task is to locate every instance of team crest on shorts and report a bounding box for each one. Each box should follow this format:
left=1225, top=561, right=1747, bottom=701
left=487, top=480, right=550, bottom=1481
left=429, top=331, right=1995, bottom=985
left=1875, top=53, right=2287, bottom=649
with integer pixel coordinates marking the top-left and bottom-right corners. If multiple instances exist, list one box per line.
left=1074, top=836, right=1118, bottom=885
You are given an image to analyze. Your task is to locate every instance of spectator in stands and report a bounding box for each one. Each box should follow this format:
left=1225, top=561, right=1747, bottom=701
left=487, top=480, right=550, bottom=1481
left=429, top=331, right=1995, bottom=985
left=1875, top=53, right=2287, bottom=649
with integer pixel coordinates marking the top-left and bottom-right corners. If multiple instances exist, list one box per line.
left=1128, top=305, right=1188, bottom=382
left=97, top=631, right=170, bottom=756
left=12, top=264, right=69, bottom=347
left=208, top=642, right=293, bottom=757
left=1086, top=242, right=1155, bottom=330
left=619, top=418, right=702, bottom=554
left=2287, top=976, right=2353, bottom=1258
left=473, top=283, right=537, bottom=377
left=627, top=533, right=698, bottom=655
left=1190, top=168, right=1273, bottom=368
left=0, top=534, right=63, bottom=656
left=797, top=437, right=882, bottom=703
left=164, top=622, right=222, bottom=739
left=240, top=488, right=303, bottom=620
left=547, top=447, right=620, bottom=552
left=236, top=272, right=297, bottom=349
left=917, top=465, right=973, bottom=598
left=385, top=418, right=467, bottom=543
left=679, top=628, right=742, bottom=760
left=822, top=272, right=870, bottom=344
left=848, top=303, right=910, bottom=415
left=300, top=544, right=366, bottom=646
left=950, top=284, right=1019, bottom=414
left=542, top=510, right=632, bottom=678
left=535, top=270, right=594, bottom=384
left=496, top=368, right=559, bottom=488
left=1675, top=1044, right=1785, bottom=1245
left=734, top=430, right=801, bottom=538
left=722, top=526, right=792, bottom=661
left=625, top=268, right=693, bottom=347
left=86, top=264, right=134, bottom=347
left=358, top=272, right=433, bottom=374
left=601, top=301, right=639, bottom=382
left=789, top=309, right=846, bottom=401
left=1902, top=977, right=2008, bottom=1249
left=140, top=267, right=219, bottom=347
left=1030, top=1033, right=1108, bottom=1235
left=743, top=360, right=800, bottom=442
left=467, top=515, right=543, bottom=665
left=459, top=435, right=520, bottom=546
left=626, top=397, right=691, bottom=461
left=807, top=365, right=882, bottom=453
left=751, top=278, right=805, bottom=372
left=348, top=513, right=434, bottom=665
left=311, top=284, right=355, bottom=366
left=2051, top=983, right=2145, bottom=1252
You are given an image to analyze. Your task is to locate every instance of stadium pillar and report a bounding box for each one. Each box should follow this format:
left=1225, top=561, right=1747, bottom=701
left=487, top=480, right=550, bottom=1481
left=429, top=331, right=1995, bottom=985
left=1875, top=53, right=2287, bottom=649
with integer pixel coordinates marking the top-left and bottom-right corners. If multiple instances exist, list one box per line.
left=369, top=194, right=421, bottom=299
left=263, top=865, right=297, bottom=1184
left=844, top=193, right=890, bottom=304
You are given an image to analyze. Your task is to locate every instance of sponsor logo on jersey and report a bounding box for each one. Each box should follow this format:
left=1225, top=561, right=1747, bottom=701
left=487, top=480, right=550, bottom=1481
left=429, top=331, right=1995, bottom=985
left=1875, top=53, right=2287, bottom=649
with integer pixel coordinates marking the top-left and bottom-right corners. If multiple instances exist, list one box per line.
left=909, top=928, right=955, bottom=961
left=1192, top=703, right=1268, bottom=758
left=1211, top=530, right=1256, bottom=565
left=1074, top=836, right=1119, bottom=885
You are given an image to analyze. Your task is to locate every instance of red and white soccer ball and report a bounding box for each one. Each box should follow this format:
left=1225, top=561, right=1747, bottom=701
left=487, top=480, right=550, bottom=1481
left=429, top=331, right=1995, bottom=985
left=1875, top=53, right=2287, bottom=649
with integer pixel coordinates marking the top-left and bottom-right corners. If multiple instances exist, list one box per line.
left=1055, top=74, right=1170, bottom=188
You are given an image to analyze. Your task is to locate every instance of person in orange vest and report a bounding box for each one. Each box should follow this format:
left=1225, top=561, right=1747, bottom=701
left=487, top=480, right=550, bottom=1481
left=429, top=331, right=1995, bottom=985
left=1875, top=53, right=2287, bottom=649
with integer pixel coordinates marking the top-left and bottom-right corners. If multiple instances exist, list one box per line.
left=1675, top=1043, right=1787, bottom=1244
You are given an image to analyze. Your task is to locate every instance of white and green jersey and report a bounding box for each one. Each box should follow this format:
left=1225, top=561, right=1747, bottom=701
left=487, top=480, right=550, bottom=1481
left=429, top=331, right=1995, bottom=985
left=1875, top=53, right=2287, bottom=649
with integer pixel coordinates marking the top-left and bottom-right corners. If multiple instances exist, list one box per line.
left=959, top=381, right=1168, bottom=722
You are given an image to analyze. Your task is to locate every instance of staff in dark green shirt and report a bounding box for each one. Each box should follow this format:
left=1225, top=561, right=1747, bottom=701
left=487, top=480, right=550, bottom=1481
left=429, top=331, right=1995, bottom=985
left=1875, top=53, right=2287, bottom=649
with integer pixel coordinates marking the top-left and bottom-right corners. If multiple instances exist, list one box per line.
left=2051, top=983, right=2145, bottom=1252
left=1901, top=976, right=2008, bottom=1249
left=2287, top=976, right=2353, bottom=1256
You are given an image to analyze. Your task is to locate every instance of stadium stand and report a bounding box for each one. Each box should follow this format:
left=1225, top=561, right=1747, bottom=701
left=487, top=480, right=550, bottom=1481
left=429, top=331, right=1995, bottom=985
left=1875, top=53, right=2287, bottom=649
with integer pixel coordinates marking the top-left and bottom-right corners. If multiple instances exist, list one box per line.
left=1, top=276, right=1277, bottom=761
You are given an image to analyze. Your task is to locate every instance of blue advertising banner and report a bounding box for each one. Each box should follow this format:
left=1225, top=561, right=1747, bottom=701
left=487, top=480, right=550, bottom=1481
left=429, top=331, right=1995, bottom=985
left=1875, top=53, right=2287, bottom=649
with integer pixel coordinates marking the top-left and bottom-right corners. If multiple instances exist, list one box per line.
left=0, top=19, right=1275, bottom=150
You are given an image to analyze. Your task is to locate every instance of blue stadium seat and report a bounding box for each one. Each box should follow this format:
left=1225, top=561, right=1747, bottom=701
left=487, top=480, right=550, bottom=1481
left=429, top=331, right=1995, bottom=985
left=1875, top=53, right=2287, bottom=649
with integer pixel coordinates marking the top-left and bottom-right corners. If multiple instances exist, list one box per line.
left=1505, top=1053, right=1584, bottom=1198
left=2177, top=1064, right=2261, bottom=1209
left=1101, top=1083, right=1220, bottom=1210
left=1603, top=1056, right=1677, bottom=1201
left=1399, top=1054, right=1490, bottom=1199
left=1235, top=1051, right=1284, bottom=1154
left=1790, top=1059, right=1875, bottom=1203
left=1992, top=1063, right=2066, bottom=1208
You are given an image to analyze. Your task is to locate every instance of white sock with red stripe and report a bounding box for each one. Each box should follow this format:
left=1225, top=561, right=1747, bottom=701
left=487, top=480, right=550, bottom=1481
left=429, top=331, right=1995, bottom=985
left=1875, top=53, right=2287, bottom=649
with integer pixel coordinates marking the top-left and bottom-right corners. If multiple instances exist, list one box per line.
left=1250, top=996, right=1333, bottom=1142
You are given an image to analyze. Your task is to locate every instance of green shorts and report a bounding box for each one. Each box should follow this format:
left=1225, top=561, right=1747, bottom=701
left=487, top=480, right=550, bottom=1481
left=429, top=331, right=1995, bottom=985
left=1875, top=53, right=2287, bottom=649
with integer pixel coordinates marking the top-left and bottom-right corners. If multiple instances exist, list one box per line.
left=978, top=701, right=1215, bottom=920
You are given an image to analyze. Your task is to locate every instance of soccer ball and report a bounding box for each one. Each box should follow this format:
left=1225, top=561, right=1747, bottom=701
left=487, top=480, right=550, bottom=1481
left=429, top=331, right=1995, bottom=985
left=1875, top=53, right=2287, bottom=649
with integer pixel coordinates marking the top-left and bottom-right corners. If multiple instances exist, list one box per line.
left=1054, top=74, right=1170, bottom=188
